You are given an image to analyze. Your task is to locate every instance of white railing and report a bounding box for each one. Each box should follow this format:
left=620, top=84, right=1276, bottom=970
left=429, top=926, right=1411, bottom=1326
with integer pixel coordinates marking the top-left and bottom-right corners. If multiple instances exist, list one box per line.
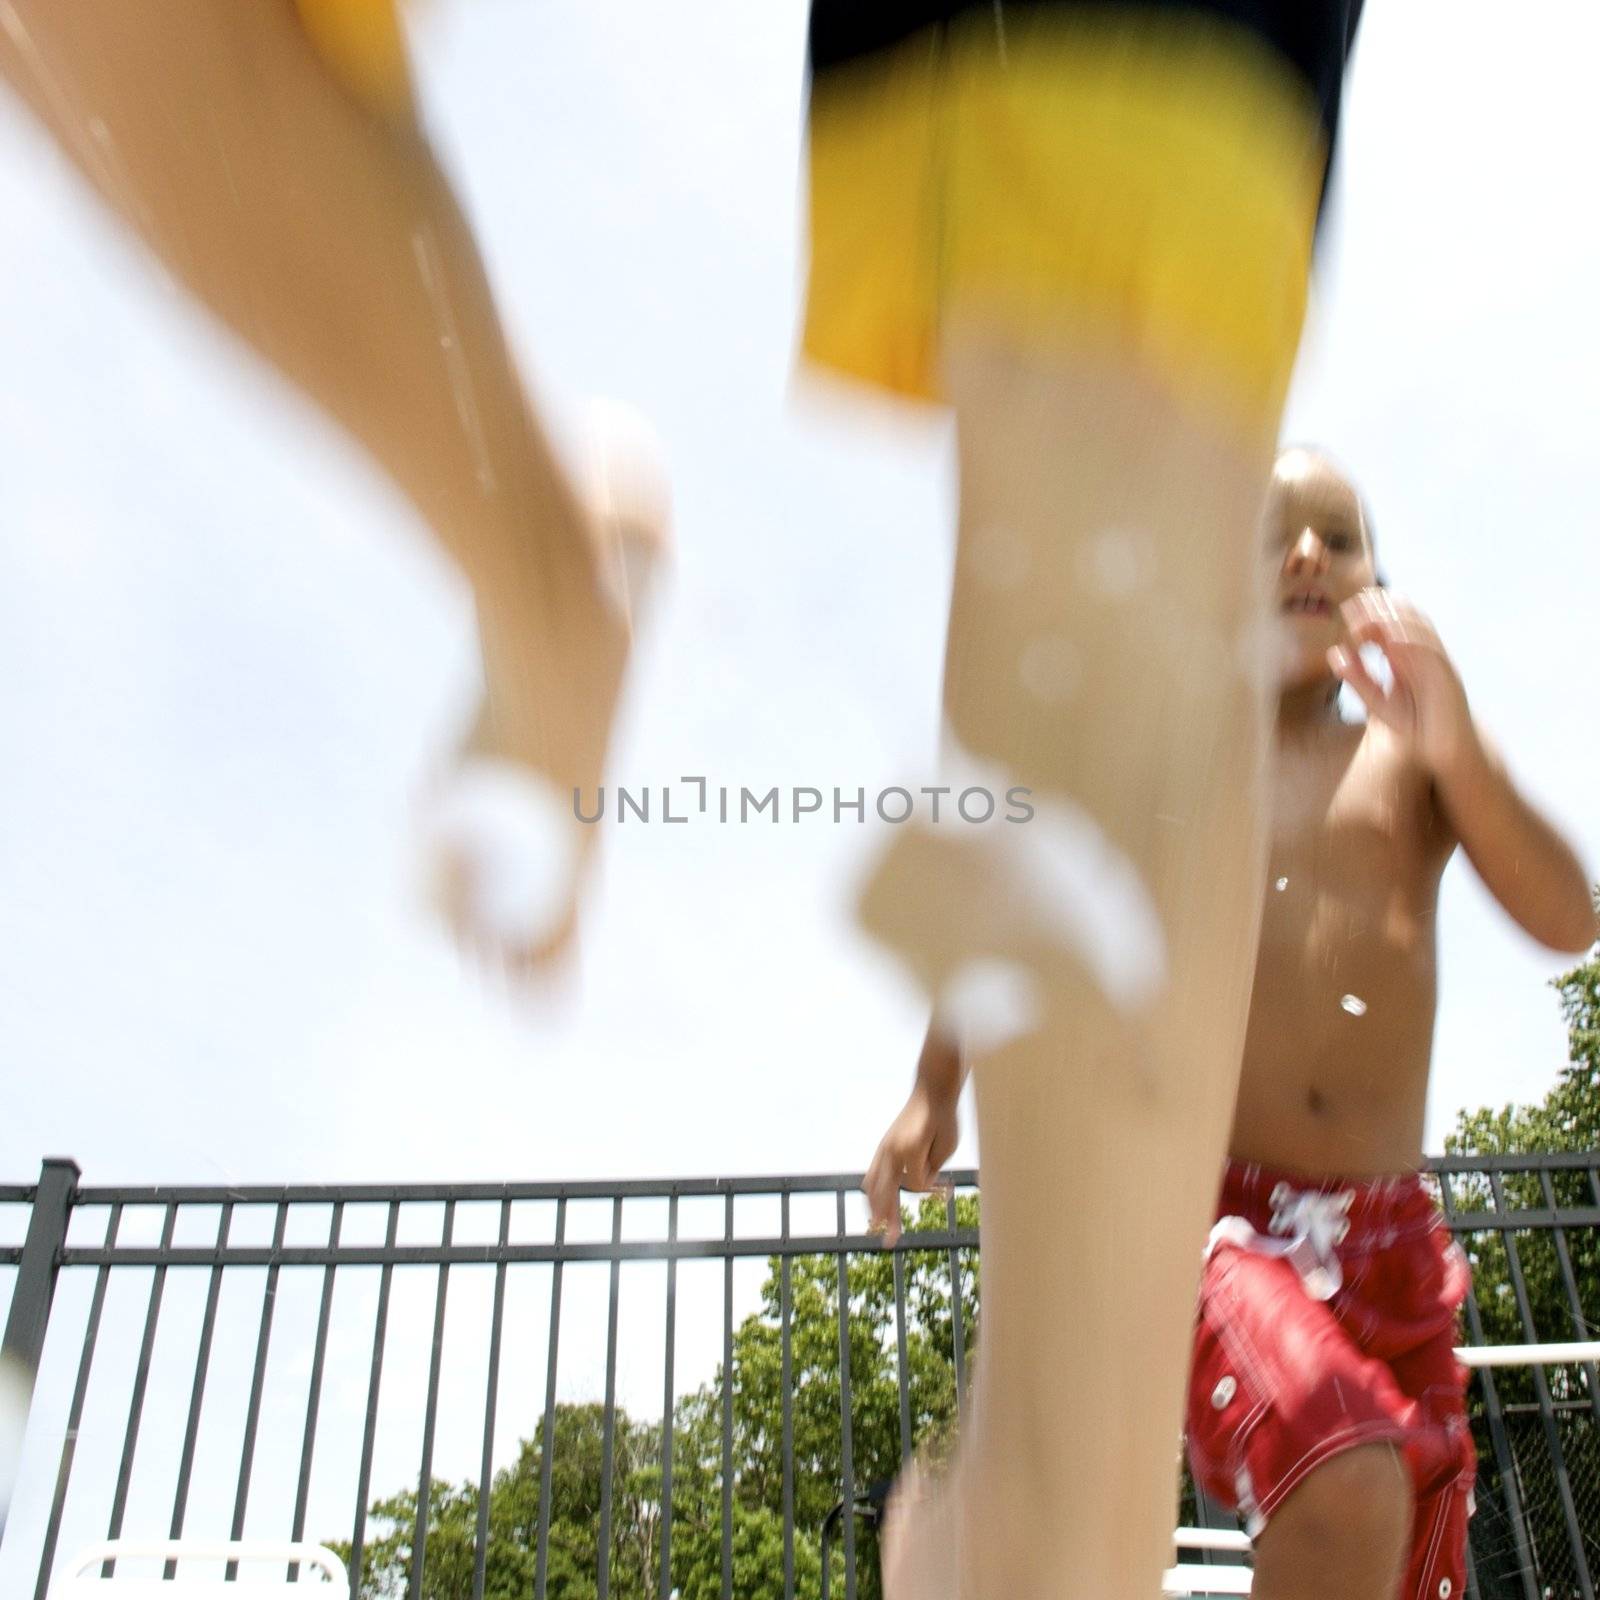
left=1456, top=1341, right=1600, bottom=1367
left=1166, top=1528, right=1253, bottom=1597
left=48, top=1541, right=346, bottom=1597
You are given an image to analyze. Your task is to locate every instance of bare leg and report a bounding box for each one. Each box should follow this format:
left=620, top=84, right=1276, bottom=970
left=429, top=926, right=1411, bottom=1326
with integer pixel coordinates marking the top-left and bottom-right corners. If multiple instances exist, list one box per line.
left=0, top=0, right=666, bottom=966
left=866, top=321, right=1278, bottom=1598
left=1251, top=1445, right=1413, bottom=1600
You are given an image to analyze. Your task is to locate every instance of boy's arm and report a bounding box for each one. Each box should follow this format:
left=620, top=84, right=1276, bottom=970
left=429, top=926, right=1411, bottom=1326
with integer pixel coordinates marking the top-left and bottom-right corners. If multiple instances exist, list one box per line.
left=862, top=1021, right=968, bottom=1247
left=1433, top=732, right=1599, bottom=954
left=913, top=1018, right=969, bottom=1103
left=1333, top=588, right=1599, bottom=954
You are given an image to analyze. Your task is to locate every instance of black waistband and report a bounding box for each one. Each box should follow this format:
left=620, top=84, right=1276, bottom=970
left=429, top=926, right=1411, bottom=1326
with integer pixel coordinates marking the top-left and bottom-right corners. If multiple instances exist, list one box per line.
left=809, top=0, right=1365, bottom=157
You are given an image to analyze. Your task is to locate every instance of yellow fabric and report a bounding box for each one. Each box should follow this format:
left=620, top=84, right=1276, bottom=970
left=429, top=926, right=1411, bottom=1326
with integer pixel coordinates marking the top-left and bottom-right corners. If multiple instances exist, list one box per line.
left=804, top=12, right=1328, bottom=435
left=293, top=0, right=415, bottom=123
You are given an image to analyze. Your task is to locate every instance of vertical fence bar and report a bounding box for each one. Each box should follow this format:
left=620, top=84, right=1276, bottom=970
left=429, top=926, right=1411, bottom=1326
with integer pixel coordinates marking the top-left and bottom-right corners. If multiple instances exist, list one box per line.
left=1537, top=1170, right=1600, bottom=1431
left=1, top=1156, right=79, bottom=1545
left=659, top=1194, right=679, bottom=1600
left=1440, top=1174, right=1539, bottom=1600
left=289, top=1202, right=343, bottom=1585
left=835, top=1190, right=857, bottom=1600
left=225, top=1203, right=288, bottom=1582
left=472, top=1200, right=510, bottom=1600
left=534, top=1198, right=567, bottom=1600
left=410, top=1199, right=455, bottom=1600
left=598, top=1197, right=623, bottom=1600
left=945, top=1189, right=966, bottom=1400
left=892, top=1248, right=911, bottom=1465
left=721, top=1192, right=735, bottom=1600
left=349, top=1203, right=400, bottom=1600
left=103, top=1201, right=177, bottom=1575
left=1490, top=1172, right=1594, bottom=1600
left=780, top=1191, right=794, bottom=1600
left=164, top=1202, right=233, bottom=1577
left=32, top=1198, right=115, bottom=1600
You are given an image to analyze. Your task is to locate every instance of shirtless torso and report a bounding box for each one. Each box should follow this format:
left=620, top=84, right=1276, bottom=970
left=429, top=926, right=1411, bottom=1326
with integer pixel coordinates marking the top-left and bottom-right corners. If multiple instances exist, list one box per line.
left=1234, top=716, right=1454, bottom=1177
left=869, top=444, right=1594, bottom=1207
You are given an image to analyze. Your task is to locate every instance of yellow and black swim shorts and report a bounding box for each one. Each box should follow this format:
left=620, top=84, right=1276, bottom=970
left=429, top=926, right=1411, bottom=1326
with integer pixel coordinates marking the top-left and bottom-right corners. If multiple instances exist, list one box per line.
left=804, top=1, right=1364, bottom=434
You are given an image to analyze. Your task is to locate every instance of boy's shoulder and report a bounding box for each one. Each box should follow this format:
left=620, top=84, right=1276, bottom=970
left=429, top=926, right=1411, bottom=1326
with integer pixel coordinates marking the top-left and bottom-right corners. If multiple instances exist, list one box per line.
left=1275, top=715, right=1437, bottom=833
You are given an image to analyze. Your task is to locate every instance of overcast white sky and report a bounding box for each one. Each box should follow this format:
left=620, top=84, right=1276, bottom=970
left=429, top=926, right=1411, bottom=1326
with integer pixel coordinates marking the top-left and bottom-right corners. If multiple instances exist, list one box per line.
left=1, top=0, right=1596, bottom=1196
left=2, top=1, right=1598, bottom=1584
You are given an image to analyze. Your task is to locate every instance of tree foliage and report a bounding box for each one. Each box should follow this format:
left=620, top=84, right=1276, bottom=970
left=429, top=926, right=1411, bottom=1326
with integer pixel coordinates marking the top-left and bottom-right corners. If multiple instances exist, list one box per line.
left=1446, top=929, right=1600, bottom=1347
left=332, top=1194, right=979, bottom=1600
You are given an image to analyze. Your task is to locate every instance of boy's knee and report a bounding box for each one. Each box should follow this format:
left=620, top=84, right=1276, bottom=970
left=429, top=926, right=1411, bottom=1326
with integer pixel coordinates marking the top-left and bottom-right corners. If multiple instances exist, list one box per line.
left=1266, top=1443, right=1413, bottom=1568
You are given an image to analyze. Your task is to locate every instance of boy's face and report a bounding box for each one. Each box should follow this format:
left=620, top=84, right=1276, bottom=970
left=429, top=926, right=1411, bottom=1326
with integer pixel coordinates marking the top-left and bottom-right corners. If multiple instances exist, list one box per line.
left=1263, top=448, right=1378, bottom=690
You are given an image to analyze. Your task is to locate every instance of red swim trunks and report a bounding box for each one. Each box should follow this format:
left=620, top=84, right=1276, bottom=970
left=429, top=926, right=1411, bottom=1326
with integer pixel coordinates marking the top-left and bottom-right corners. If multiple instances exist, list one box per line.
left=1186, top=1161, right=1477, bottom=1600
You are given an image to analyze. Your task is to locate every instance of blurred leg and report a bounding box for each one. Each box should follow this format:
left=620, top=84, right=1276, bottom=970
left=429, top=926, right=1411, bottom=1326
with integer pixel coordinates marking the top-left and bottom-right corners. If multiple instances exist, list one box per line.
left=810, top=14, right=1331, bottom=1592
left=1250, top=1445, right=1413, bottom=1600
left=0, top=0, right=665, bottom=964
left=867, top=324, right=1277, bottom=1597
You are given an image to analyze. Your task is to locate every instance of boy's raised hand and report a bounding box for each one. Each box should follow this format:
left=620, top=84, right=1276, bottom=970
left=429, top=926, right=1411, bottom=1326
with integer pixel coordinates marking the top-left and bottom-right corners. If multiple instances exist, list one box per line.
left=1330, top=589, right=1475, bottom=775
left=863, top=1082, right=960, bottom=1248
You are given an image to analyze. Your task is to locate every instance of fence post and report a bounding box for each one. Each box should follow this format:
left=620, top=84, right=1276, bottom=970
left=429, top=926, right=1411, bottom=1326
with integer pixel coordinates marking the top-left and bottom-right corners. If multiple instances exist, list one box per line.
left=1, top=1158, right=81, bottom=1543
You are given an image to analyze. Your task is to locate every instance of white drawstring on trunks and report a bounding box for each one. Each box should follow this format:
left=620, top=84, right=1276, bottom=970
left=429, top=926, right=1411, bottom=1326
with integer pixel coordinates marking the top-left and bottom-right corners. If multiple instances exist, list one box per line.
left=1207, top=1182, right=1357, bottom=1300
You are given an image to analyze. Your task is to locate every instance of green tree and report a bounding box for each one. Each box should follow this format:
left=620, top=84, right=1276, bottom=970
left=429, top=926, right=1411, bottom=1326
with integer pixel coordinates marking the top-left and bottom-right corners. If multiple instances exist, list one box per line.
left=334, top=1193, right=978, bottom=1600
left=1446, top=925, right=1600, bottom=1347
left=332, top=1403, right=663, bottom=1600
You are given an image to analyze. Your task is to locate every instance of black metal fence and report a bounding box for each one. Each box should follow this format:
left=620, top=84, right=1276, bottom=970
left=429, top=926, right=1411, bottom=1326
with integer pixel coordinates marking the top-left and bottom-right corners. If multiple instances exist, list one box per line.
left=1, top=1153, right=1595, bottom=1600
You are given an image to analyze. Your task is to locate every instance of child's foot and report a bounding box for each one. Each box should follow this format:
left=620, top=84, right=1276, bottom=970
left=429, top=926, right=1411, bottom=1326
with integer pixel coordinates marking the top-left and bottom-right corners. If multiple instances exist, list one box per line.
left=425, top=401, right=670, bottom=974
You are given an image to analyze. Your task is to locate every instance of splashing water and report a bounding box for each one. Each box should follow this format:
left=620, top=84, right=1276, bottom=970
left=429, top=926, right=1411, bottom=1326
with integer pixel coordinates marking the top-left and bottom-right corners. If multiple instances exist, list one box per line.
left=1340, top=994, right=1368, bottom=1017
left=426, top=759, right=575, bottom=948
left=1274, top=876, right=1289, bottom=892
left=936, top=959, right=1043, bottom=1055
left=940, top=733, right=1169, bottom=1011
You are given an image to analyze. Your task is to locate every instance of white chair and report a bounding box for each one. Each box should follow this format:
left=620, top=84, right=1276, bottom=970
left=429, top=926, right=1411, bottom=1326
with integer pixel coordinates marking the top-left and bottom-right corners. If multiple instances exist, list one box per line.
left=1163, top=1525, right=1253, bottom=1597
left=50, top=1541, right=346, bottom=1597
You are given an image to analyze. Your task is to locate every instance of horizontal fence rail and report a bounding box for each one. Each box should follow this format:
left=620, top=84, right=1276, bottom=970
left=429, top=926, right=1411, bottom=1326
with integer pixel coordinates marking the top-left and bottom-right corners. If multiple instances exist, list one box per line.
left=0, top=1154, right=1595, bottom=1600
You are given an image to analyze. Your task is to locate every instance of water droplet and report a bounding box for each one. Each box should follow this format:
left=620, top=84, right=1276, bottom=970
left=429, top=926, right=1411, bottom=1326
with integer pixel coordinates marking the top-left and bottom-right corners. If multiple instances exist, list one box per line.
left=1274, top=876, right=1289, bottom=892
left=1340, top=994, right=1368, bottom=1017
left=1080, top=528, right=1148, bottom=599
left=1018, top=634, right=1081, bottom=703
left=412, top=227, right=497, bottom=494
